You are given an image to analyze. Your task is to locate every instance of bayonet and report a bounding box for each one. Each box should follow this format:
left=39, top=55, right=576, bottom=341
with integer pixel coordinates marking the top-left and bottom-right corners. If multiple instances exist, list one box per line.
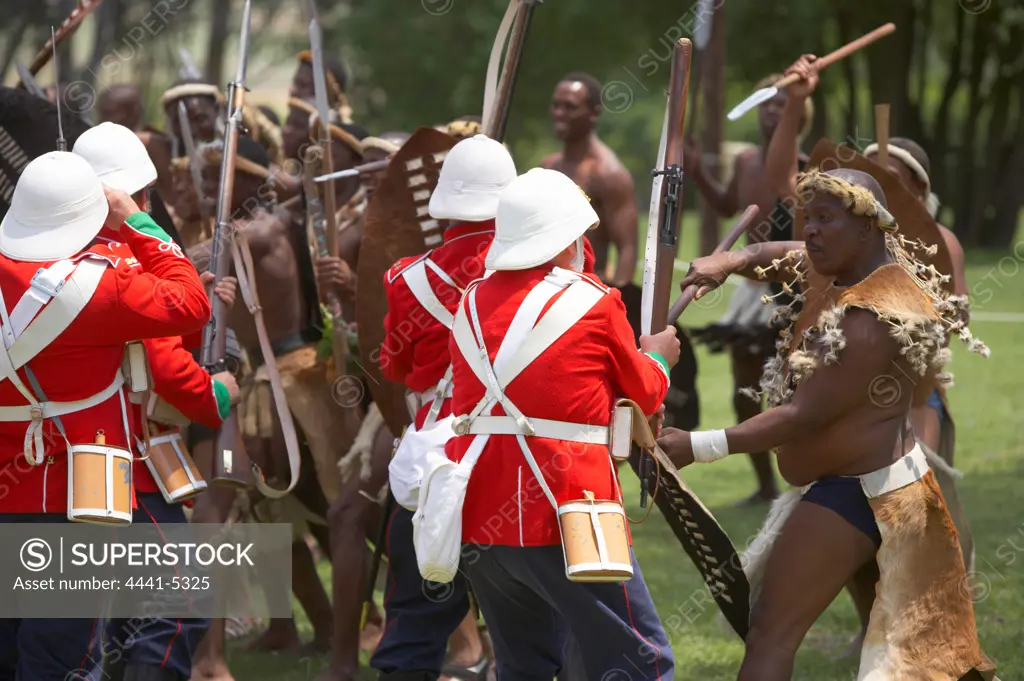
left=177, top=101, right=210, bottom=228
left=51, top=28, right=66, bottom=152
left=306, top=0, right=341, bottom=258
left=178, top=46, right=204, bottom=81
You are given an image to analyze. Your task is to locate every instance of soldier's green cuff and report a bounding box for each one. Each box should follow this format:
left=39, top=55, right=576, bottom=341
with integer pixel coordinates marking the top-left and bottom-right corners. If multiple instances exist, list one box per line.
left=213, top=380, right=232, bottom=421
left=645, top=351, right=670, bottom=378
left=124, top=212, right=173, bottom=243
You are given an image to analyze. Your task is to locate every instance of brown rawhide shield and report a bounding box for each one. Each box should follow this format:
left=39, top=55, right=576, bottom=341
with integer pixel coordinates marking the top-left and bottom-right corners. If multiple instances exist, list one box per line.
left=629, top=446, right=750, bottom=639
left=792, top=139, right=954, bottom=354
left=357, top=127, right=457, bottom=434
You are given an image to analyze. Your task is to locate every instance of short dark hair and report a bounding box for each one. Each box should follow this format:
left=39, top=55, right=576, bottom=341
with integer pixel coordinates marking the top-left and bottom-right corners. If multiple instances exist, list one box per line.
left=559, top=72, right=603, bottom=109
left=236, top=134, right=270, bottom=169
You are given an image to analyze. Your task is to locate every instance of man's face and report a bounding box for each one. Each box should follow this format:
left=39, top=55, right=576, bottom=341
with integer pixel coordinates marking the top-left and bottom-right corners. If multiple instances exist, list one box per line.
left=166, top=96, right=219, bottom=143
left=802, top=193, right=869, bottom=277
left=361, top=147, right=391, bottom=196
left=283, top=105, right=312, bottom=162
left=758, top=90, right=788, bottom=141
left=867, top=153, right=927, bottom=203
left=551, top=81, right=597, bottom=141
left=291, top=62, right=315, bottom=101
left=328, top=138, right=361, bottom=200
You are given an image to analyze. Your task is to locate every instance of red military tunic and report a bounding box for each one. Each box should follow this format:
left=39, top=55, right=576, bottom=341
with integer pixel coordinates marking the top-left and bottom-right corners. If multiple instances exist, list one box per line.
left=93, top=230, right=229, bottom=495
left=381, top=222, right=596, bottom=429
left=380, top=220, right=496, bottom=426
left=446, top=267, right=668, bottom=547
left=0, top=213, right=211, bottom=513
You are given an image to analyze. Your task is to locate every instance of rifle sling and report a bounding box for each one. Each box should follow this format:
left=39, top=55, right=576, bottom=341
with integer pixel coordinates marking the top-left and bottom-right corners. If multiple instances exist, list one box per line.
left=230, top=226, right=302, bottom=499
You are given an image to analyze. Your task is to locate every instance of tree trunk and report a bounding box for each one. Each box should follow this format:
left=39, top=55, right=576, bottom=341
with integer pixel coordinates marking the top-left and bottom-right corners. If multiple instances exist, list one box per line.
left=699, top=0, right=726, bottom=256
left=987, top=80, right=1024, bottom=249
left=56, top=0, right=76, bottom=82
left=930, top=6, right=966, bottom=214
left=836, top=9, right=858, bottom=138
left=206, top=0, right=232, bottom=87
left=958, top=11, right=994, bottom=244
left=862, top=3, right=915, bottom=132
left=85, top=0, right=122, bottom=95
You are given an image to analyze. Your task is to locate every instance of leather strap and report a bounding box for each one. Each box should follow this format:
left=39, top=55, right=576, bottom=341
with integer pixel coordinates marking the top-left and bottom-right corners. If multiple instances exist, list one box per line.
left=7, top=259, right=108, bottom=370
left=482, top=0, right=522, bottom=133
left=231, top=226, right=301, bottom=499
left=8, top=259, right=78, bottom=339
left=859, top=444, right=929, bottom=498
left=402, top=257, right=457, bottom=330
left=465, top=416, right=608, bottom=443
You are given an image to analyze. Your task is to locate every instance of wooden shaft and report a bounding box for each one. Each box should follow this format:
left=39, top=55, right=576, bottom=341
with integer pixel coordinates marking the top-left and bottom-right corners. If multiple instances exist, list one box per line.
left=875, top=104, right=891, bottom=168
left=321, top=140, right=339, bottom=259
left=668, top=204, right=759, bottom=325
left=774, top=23, right=896, bottom=89
left=487, top=1, right=538, bottom=142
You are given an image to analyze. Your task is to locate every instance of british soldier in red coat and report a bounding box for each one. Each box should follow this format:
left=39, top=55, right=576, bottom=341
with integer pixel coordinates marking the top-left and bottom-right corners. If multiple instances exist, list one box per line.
left=440, top=168, right=679, bottom=681
left=0, top=149, right=210, bottom=681
left=359, top=134, right=517, bottom=681
left=73, top=122, right=243, bottom=681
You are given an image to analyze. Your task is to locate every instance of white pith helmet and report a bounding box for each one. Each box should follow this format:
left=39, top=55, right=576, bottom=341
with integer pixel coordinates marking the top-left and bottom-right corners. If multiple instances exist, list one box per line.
left=486, top=168, right=598, bottom=271
left=428, top=134, right=516, bottom=222
left=73, top=121, right=157, bottom=196
left=0, top=151, right=109, bottom=262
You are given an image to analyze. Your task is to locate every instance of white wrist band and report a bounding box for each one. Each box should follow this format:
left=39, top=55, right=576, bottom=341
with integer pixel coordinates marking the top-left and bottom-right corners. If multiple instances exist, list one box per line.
left=691, top=429, right=729, bottom=463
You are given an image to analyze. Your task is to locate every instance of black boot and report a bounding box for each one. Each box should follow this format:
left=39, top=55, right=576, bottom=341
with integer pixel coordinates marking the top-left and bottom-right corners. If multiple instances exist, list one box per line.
left=121, top=663, right=183, bottom=681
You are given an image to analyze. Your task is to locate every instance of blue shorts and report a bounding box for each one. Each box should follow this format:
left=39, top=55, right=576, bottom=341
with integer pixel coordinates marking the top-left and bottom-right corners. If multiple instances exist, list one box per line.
left=802, top=477, right=882, bottom=547
left=927, top=388, right=948, bottom=425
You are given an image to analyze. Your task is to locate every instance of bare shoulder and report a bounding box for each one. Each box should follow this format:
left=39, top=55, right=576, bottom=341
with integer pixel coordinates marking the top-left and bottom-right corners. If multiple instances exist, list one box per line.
left=187, top=240, right=212, bottom=272
left=539, top=152, right=561, bottom=169
left=838, top=307, right=898, bottom=353
left=592, top=140, right=634, bottom=188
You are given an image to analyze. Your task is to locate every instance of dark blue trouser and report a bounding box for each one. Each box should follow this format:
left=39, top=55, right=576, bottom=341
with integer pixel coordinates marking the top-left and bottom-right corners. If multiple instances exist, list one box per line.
left=94, top=493, right=210, bottom=681
left=0, top=513, right=102, bottom=681
left=463, top=544, right=673, bottom=681
left=370, top=506, right=472, bottom=678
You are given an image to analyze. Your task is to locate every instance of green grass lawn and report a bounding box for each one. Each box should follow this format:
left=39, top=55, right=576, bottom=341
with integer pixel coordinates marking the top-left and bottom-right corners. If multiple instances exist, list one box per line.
left=228, top=213, right=1024, bottom=680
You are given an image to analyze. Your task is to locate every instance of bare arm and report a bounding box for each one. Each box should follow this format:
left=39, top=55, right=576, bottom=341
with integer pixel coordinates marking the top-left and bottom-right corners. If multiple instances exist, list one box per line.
left=723, top=311, right=898, bottom=452
left=601, top=165, right=640, bottom=288
left=765, top=55, right=818, bottom=200
left=658, top=311, right=901, bottom=463
left=678, top=240, right=806, bottom=299
left=939, top=225, right=969, bottom=297
left=684, top=139, right=741, bottom=217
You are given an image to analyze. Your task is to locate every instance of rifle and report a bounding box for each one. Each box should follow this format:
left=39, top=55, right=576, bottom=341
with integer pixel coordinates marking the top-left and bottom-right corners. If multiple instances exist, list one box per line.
left=638, top=39, right=692, bottom=509
left=304, top=0, right=351, bottom=385
left=17, top=0, right=104, bottom=85
left=200, top=0, right=255, bottom=490
left=482, top=0, right=541, bottom=142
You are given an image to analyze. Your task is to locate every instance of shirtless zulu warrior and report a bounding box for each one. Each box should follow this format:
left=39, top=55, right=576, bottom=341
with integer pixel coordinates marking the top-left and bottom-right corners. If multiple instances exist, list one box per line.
left=541, top=73, right=637, bottom=288
left=542, top=72, right=698, bottom=431
left=660, top=168, right=993, bottom=681
left=685, top=76, right=814, bottom=503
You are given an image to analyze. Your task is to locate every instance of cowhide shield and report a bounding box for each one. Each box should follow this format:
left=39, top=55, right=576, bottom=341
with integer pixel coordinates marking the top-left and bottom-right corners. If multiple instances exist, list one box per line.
left=0, top=86, right=92, bottom=217
left=629, top=445, right=750, bottom=639
left=791, top=139, right=953, bottom=353
left=356, top=127, right=457, bottom=434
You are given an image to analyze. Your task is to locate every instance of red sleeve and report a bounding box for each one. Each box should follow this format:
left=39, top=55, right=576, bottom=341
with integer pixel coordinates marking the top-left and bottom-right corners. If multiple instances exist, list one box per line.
left=602, top=288, right=668, bottom=415
left=144, top=335, right=222, bottom=429
left=180, top=330, right=203, bottom=352
left=87, top=213, right=211, bottom=344
left=380, top=269, right=414, bottom=384
left=582, top=236, right=596, bottom=274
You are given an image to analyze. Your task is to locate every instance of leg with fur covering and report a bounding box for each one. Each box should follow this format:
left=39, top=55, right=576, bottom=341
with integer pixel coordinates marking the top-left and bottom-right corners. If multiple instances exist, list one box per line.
left=738, top=501, right=877, bottom=681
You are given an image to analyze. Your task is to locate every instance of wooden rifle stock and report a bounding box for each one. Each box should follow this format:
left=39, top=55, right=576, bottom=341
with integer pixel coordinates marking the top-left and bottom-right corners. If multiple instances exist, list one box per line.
left=649, top=40, right=693, bottom=334
left=486, top=1, right=538, bottom=142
